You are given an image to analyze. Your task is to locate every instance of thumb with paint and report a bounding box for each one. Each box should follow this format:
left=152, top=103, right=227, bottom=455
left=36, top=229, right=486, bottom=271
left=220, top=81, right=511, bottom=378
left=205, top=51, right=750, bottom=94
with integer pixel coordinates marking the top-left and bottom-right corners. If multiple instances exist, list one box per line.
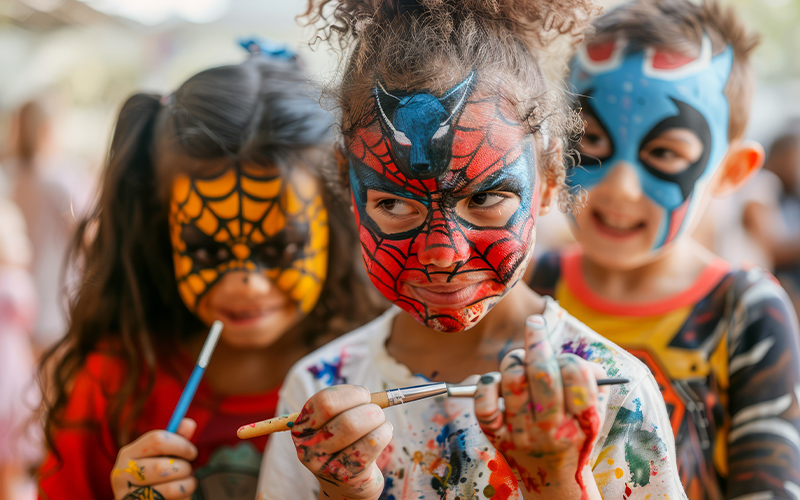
left=110, top=418, right=198, bottom=500
left=473, top=314, right=609, bottom=499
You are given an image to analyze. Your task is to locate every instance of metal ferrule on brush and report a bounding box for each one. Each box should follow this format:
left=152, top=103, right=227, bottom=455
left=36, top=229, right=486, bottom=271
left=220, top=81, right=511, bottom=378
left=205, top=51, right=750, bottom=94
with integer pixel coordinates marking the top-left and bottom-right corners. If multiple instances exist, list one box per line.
left=386, top=382, right=449, bottom=406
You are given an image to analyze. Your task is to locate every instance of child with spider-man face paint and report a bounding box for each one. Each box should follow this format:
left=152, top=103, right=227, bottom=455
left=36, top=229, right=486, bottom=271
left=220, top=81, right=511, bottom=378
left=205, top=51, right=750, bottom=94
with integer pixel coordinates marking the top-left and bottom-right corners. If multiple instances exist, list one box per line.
left=258, top=1, right=685, bottom=499
left=528, top=0, right=800, bottom=498
left=38, top=47, right=384, bottom=500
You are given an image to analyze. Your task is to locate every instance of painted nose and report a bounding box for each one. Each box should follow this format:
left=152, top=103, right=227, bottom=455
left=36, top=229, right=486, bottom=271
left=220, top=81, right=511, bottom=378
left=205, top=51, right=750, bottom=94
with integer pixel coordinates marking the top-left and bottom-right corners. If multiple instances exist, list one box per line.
left=416, top=221, right=471, bottom=268
left=599, top=161, right=644, bottom=200
left=219, top=270, right=272, bottom=296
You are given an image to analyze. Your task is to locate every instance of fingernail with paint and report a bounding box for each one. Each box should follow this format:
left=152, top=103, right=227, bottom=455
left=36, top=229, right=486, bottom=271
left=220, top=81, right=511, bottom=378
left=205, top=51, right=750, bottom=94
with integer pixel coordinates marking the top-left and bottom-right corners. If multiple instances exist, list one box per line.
left=526, top=315, right=546, bottom=330
left=479, top=371, right=501, bottom=385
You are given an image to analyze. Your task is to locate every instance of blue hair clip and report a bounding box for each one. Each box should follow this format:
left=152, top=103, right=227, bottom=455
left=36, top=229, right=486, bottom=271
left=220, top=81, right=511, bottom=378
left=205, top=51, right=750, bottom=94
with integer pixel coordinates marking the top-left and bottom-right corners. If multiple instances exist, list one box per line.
left=239, top=37, right=296, bottom=60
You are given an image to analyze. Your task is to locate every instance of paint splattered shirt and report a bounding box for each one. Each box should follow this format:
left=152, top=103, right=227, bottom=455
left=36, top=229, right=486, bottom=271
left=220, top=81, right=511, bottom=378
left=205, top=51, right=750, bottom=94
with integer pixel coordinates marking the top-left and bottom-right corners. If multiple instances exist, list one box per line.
left=257, top=301, right=686, bottom=500
left=38, top=346, right=277, bottom=500
left=529, top=249, right=800, bottom=500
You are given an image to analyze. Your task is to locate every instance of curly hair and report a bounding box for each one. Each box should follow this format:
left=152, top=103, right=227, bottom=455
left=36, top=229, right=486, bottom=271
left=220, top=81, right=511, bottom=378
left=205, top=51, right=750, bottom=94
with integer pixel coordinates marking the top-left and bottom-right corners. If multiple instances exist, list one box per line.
left=40, top=55, right=384, bottom=452
left=303, top=0, right=602, bottom=211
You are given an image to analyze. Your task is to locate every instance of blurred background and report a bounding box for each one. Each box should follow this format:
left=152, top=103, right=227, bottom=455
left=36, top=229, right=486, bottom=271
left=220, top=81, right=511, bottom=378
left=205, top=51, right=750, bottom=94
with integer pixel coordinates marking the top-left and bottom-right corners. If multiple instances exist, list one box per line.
left=0, top=0, right=798, bottom=497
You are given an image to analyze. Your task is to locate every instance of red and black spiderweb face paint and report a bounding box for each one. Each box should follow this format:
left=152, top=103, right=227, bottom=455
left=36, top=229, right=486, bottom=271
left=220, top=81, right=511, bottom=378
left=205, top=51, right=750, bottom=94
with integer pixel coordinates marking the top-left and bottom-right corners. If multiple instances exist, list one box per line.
left=348, top=74, right=540, bottom=332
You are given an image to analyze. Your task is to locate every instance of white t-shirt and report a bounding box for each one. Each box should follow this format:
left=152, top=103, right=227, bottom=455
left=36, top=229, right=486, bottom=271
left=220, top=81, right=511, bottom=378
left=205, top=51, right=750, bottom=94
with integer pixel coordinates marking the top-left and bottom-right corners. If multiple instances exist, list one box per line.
left=258, top=299, right=686, bottom=500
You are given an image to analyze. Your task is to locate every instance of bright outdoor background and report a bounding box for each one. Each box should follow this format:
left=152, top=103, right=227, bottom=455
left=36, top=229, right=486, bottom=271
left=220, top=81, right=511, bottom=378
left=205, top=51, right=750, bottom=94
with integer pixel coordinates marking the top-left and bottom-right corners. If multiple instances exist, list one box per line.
left=1, top=0, right=799, bottom=177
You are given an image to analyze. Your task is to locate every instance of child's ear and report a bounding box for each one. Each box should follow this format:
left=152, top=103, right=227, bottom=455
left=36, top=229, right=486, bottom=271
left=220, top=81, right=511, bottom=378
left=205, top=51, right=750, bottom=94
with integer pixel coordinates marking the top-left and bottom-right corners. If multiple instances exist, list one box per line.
left=713, top=141, right=765, bottom=198
left=538, top=142, right=562, bottom=216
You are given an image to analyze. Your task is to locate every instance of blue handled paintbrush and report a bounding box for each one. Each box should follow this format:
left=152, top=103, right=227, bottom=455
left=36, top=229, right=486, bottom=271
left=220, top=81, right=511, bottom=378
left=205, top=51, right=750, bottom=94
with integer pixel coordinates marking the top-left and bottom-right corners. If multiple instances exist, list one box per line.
left=166, top=320, right=223, bottom=433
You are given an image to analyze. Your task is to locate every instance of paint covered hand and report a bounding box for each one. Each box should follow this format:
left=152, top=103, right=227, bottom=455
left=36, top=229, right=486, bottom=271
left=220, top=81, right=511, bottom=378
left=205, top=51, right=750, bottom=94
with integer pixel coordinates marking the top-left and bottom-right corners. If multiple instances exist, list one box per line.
left=110, top=418, right=199, bottom=500
left=474, top=316, right=609, bottom=499
left=291, top=385, right=393, bottom=500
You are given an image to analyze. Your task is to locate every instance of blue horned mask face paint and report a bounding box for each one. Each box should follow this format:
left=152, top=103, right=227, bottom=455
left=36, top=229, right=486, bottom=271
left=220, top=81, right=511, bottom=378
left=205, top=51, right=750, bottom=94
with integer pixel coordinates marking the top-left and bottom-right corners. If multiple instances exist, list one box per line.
left=569, top=35, right=733, bottom=248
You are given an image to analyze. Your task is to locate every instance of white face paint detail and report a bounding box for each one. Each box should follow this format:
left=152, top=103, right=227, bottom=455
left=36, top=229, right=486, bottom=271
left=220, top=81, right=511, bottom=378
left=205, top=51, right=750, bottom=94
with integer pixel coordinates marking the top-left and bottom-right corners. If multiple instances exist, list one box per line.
left=432, top=124, right=450, bottom=140
left=394, top=130, right=412, bottom=146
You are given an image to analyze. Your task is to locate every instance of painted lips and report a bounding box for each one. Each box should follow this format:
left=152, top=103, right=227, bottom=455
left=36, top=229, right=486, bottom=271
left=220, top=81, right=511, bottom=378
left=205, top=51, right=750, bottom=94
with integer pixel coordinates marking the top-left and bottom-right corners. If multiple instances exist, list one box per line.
left=591, top=210, right=646, bottom=239
left=218, top=305, right=284, bottom=325
left=407, top=282, right=491, bottom=308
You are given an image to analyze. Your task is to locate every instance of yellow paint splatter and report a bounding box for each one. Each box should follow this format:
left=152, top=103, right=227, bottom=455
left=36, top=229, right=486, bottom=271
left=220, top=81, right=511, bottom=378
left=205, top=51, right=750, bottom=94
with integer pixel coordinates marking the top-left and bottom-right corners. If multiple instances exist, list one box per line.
left=615, top=468, right=623, bottom=479
left=607, top=458, right=614, bottom=465
left=369, top=439, right=377, bottom=447
left=129, top=460, right=146, bottom=481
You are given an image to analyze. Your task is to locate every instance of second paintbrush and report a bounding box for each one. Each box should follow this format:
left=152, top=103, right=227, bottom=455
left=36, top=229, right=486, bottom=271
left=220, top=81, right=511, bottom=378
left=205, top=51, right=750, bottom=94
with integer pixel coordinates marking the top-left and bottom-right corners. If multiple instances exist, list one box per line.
left=237, top=377, right=630, bottom=439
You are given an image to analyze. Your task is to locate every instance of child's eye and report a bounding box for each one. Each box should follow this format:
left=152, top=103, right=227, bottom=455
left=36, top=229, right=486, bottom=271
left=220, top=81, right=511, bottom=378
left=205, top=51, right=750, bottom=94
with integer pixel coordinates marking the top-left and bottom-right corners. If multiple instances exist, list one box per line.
left=190, top=246, right=230, bottom=267
left=377, top=198, right=419, bottom=217
left=457, top=191, right=520, bottom=227
left=468, top=192, right=508, bottom=209
left=578, top=115, right=613, bottom=164
left=365, top=190, right=428, bottom=234
left=639, top=128, right=703, bottom=174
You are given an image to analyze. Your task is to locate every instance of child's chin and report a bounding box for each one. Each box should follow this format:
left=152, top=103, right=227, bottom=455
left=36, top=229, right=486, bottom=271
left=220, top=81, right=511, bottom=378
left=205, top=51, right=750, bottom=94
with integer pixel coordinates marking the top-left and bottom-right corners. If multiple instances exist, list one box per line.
left=404, top=301, right=493, bottom=333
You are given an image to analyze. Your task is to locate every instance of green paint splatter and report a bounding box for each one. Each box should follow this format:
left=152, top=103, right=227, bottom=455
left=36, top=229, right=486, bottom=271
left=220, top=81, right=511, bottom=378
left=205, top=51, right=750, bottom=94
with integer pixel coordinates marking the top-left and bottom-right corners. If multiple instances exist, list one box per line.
left=286, top=421, right=294, bottom=428
left=603, top=399, right=666, bottom=487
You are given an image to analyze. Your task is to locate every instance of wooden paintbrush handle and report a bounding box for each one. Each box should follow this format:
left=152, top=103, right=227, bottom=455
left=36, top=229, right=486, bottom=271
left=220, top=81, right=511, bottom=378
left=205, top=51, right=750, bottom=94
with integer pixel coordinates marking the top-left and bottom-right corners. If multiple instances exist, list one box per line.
left=237, top=391, right=391, bottom=439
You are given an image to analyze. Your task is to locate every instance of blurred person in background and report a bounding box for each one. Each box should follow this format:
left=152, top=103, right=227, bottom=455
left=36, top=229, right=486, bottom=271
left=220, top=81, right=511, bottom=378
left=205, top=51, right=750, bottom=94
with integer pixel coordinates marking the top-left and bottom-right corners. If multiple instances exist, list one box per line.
left=740, top=126, right=800, bottom=311
left=0, top=197, right=41, bottom=500
left=3, top=100, right=90, bottom=352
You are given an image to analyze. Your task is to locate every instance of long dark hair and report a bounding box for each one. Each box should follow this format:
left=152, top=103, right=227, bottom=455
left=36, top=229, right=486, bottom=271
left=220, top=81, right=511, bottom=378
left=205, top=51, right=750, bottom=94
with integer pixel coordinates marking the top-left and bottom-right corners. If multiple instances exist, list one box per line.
left=41, top=55, right=384, bottom=451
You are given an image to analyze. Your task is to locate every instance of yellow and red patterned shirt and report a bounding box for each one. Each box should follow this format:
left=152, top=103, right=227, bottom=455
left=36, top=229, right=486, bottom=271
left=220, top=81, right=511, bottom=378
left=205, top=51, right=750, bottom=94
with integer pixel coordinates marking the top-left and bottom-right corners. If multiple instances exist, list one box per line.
left=530, top=248, right=800, bottom=500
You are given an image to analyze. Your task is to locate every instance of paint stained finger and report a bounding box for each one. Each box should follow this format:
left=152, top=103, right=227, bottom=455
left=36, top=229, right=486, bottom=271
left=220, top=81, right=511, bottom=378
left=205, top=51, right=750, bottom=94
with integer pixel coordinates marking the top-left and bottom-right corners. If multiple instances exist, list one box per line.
left=295, top=403, right=386, bottom=463
left=146, top=476, right=198, bottom=500
left=498, top=349, right=530, bottom=419
left=121, top=430, right=197, bottom=461
left=111, top=457, right=193, bottom=487
left=292, top=385, right=372, bottom=434
left=560, top=354, right=600, bottom=417
left=524, top=315, right=565, bottom=428
left=323, top=420, right=393, bottom=484
left=474, top=372, right=504, bottom=434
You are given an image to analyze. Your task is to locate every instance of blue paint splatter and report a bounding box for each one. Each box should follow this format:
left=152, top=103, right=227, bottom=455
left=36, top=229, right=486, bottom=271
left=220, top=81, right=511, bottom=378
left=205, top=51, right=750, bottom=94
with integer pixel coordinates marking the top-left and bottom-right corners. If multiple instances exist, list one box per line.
left=308, top=355, right=346, bottom=385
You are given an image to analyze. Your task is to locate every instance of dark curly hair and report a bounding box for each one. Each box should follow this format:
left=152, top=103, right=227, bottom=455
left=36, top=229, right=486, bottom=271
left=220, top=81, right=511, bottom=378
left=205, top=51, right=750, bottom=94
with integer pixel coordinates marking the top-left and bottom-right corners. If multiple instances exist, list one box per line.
left=302, top=0, right=603, bottom=211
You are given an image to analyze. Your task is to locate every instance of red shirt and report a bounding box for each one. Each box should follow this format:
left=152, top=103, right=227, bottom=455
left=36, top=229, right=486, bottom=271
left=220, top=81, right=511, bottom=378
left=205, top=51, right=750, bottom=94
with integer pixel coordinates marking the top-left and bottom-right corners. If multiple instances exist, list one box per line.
left=39, top=347, right=278, bottom=500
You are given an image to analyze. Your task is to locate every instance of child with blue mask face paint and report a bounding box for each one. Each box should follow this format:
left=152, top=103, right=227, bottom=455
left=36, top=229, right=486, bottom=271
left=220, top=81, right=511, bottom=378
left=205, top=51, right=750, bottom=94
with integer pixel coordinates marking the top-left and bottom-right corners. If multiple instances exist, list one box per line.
left=528, top=0, right=800, bottom=498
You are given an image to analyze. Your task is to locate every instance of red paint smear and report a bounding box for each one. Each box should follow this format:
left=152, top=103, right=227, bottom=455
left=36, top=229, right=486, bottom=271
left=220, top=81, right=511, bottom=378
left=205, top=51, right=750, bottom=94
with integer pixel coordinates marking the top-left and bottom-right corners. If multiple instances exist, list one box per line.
left=297, top=428, right=334, bottom=447
left=652, top=50, right=695, bottom=70
left=587, top=40, right=616, bottom=62
left=576, top=408, right=601, bottom=500
left=487, top=452, right=518, bottom=500
left=623, top=483, right=632, bottom=499
left=554, top=419, right=579, bottom=440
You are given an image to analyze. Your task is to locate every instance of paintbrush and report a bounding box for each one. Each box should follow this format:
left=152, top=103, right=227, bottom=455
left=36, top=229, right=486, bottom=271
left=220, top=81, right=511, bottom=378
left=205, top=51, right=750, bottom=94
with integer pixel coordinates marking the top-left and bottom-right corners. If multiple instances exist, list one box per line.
left=236, top=377, right=630, bottom=439
left=166, top=320, right=223, bottom=433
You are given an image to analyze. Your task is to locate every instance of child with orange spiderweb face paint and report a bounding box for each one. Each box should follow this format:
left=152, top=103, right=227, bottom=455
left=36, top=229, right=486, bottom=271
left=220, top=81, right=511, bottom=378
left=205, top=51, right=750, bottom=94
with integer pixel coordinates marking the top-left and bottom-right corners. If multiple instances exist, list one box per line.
left=257, top=2, right=686, bottom=500
left=38, top=45, right=384, bottom=500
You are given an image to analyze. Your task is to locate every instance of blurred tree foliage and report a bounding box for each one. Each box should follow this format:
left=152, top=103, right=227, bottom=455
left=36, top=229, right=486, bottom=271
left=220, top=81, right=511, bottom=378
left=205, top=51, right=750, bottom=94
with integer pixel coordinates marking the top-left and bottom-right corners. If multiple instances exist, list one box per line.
left=729, top=0, right=800, bottom=80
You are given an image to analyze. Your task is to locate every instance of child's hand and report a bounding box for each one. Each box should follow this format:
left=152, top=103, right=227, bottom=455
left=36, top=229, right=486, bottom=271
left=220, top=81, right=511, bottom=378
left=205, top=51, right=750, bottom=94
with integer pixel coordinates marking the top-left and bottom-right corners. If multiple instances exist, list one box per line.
left=474, top=315, right=609, bottom=498
left=110, top=418, right=199, bottom=500
left=291, top=385, right=393, bottom=500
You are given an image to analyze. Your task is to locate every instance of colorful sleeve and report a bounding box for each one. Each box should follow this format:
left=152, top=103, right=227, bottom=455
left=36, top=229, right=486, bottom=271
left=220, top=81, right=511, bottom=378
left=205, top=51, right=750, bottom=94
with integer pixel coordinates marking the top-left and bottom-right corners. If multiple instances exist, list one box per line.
left=38, top=363, right=119, bottom=500
left=725, top=273, right=800, bottom=499
left=257, top=367, right=321, bottom=500
left=591, top=375, right=687, bottom=500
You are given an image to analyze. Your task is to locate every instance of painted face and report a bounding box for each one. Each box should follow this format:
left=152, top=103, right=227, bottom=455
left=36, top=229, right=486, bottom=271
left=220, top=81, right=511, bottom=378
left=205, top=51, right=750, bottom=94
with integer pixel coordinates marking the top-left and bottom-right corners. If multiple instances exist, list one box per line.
left=569, top=35, right=733, bottom=250
left=169, top=163, right=329, bottom=340
left=349, top=74, right=539, bottom=332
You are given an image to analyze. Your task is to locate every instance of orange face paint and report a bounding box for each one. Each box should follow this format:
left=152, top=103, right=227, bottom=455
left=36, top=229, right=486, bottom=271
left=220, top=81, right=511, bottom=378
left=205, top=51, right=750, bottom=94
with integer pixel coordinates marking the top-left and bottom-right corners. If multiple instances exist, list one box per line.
left=169, top=163, right=329, bottom=315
